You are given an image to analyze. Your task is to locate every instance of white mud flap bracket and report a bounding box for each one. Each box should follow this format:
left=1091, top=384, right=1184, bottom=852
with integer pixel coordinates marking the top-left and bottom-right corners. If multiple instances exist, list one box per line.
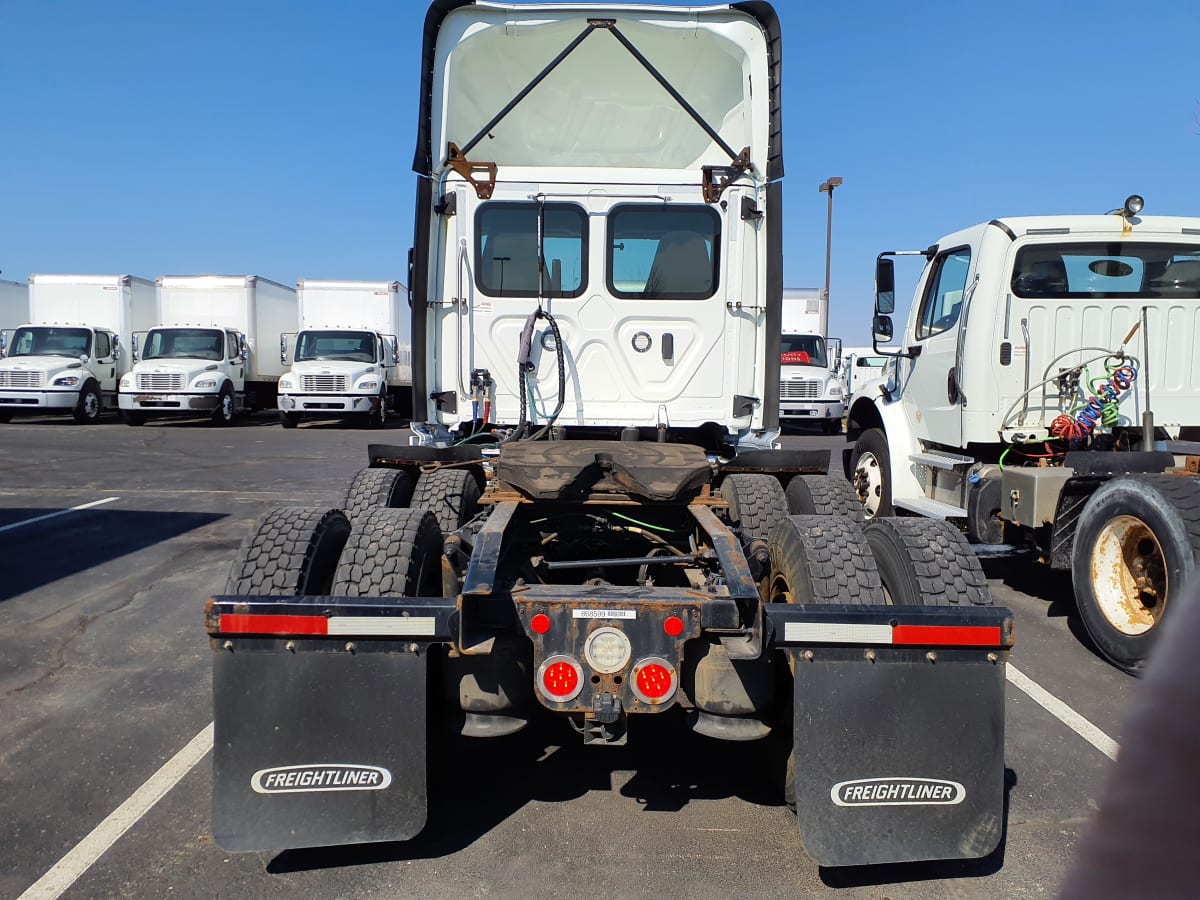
left=207, top=595, right=456, bottom=852
left=765, top=603, right=1013, bottom=867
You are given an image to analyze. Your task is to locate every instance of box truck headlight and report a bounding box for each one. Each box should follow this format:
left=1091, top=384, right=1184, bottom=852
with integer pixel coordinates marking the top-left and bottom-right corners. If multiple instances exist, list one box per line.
left=119, top=375, right=133, bottom=389
left=53, top=375, right=81, bottom=387
left=827, top=384, right=843, bottom=400
left=358, top=380, right=379, bottom=391
left=279, top=376, right=294, bottom=390
left=194, top=378, right=218, bottom=389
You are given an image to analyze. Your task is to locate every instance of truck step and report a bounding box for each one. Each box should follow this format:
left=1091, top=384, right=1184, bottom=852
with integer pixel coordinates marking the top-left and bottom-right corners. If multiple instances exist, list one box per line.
left=893, top=496, right=969, bottom=519
left=909, top=451, right=975, bottom=469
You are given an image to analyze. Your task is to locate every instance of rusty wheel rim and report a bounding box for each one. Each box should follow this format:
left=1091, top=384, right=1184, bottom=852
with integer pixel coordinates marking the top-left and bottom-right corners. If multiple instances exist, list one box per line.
left=1091, top=514, right=1167, bottom=636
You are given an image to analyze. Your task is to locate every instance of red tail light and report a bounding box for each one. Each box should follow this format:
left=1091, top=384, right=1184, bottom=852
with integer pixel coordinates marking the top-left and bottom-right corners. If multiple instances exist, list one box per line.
left=537, top=655, right=583, bottom=703
left=631, top=657, right=677, bottom=705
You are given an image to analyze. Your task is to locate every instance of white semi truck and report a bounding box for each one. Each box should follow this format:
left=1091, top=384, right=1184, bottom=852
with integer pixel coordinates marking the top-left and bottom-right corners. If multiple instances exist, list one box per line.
left=119, top=275, right=297, bottom=426
left=0, top=279, right=28, bottom=347
left=847, top=196, right=1200, bottom=673
left=210, top=1, right=1015, bottom=870
left=0, top=274, right=156, bottom=423
left=779, top=287, right=843, bottom=433
left=276, top=279, right=412, bottom=428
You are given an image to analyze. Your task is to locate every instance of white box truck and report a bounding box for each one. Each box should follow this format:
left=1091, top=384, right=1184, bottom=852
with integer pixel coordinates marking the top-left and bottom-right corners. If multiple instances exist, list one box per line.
left=119, top=275, right=297, bottom=426
left=779, top=287, right=843, bottom=433
left=276, top=279, right=412, bottom=428
left=0, top=279, right=28, bottom=346
left=0, top=274, right=156, bottom=423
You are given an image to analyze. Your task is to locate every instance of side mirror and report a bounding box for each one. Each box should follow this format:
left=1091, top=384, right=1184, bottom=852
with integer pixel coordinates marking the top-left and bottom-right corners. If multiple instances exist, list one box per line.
left=239, top=335, right=249, bottom=359
left=131, top=333, right=140, bottom=362
left=79, top=353, right=90, bottom=364
left=112, top=336, right=121, bottom=361
left=280, top=333, right=288, bottom=364
left=0, top=329, right=7, bottom=358
left=873, top=314, right=894, bottom=341
left=875, top=257, right=896, bottom=314
left=827, top=337, right=842, bottom=369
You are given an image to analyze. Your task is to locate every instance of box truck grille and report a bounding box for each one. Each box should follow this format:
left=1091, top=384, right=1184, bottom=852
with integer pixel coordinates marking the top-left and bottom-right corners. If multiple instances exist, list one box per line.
left=780, top=379, right=821, bottom=399
left=0, top=370, right=43, bottom=388
left=137, top=373, right=185, bottom=391
left=300, top=374, right=347, bottom=392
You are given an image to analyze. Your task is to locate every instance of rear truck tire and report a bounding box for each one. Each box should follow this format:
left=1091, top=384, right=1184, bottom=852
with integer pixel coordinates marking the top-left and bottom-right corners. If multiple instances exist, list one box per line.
left=224, top=507, right=351, bottom=596
left=364, top=391, right=387, bottom=429
left=1071, top=475, right=1200, bottom=674
left=722, top=473, right=790, bottom=543
left=785, top=474, right=863, bottom=521
left=72, top=381, right=103, bottom=424
left=331, top=507, right=443, bottom=597
left=210, top=384, right=235, bottom=426
left=279, top=410, right=300, bottom=429
left=849, top=427, right=893, bottom=518
left=768, top=515, right=885, bottom=811
left=122, top=410, right=147, bottom=426
left=342, top=466, right=416, bottom=523
left=766, top=515, right=885, bottom=607
left=863, top=517, right=992, bottom=607
left=410, top=467, right=482, bottom=537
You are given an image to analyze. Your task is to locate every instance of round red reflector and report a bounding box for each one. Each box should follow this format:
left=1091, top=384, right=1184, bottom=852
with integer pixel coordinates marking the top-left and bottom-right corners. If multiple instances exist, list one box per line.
left=542, top=661, right=580, bottom=698
left=531, top=613, right=551, bottom=634
left=635, top=663, right=673, bottom=700
left=663, top=615, right=684, bottom=637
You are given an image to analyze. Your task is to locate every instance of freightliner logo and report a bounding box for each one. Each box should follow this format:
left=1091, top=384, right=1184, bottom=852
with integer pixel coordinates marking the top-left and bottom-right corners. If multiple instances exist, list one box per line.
left=831, top=777, right=965, bottom=807
left=251, top=764, right=393, bottom=794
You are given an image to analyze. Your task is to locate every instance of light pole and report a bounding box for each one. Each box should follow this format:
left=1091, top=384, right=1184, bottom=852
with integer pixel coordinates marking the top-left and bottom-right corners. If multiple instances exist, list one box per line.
left=818, top=176, right=843, bottom=339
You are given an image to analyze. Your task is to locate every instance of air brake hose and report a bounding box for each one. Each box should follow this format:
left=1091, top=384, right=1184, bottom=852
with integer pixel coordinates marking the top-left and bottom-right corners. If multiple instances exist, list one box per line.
left=526, top=309, right=567, bottom=441
left=501, top=309, right=541, bottom=444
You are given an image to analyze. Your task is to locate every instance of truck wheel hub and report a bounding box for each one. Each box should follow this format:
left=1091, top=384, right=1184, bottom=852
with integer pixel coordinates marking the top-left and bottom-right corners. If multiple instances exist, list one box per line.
left=1091, top=515, right=1166, bottom=635
left=853, top=452, right=883, bottom=518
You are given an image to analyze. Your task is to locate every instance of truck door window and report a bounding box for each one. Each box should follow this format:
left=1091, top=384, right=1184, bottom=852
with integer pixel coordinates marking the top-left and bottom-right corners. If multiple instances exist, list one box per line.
left=1012, top=242, right=1200, bottom=298
left=227, top=333, right=239, bottom=360
left=94, top=332, right=111, bottom=359
left=475, top=202, right=587, bottom=298
left=916, top=249, right=971, bottom=339
left=607, top=205, right=721, bottom=299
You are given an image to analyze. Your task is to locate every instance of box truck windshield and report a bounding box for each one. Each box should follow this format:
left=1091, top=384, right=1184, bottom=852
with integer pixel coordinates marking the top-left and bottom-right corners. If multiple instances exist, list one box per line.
left=142, top=328, right=224, bottom=361
left=294, top=330, right=376, bottom=363
left=9, top=326, right=91, bottom=358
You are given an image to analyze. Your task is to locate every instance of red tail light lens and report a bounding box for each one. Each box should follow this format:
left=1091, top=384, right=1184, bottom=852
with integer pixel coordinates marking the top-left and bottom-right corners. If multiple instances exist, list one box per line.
left=530, top=613, right=551, bottom=635
left=537, top=655, right=583, bottom=702
left=631, top=657, right=677, bottom=705
left=663, top=615, right=684, bottom=637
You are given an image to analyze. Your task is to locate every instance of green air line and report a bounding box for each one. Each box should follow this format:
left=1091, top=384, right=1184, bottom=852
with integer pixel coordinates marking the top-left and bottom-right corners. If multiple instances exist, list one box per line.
left=998, top=445, right=1011, bottom=471
left=610, top=511, right=677, bottom=533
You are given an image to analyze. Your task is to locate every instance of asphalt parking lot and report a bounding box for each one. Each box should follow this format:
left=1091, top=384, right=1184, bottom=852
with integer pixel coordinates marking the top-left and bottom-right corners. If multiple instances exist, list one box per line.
left=0, top=413, right=1139, bottom=899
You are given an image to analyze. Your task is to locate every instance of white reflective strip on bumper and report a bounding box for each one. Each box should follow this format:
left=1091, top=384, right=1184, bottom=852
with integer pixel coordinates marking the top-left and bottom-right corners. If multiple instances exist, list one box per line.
left=783, top=622, right=893, bottom=644
left=326, top=616, right=437, bottom=636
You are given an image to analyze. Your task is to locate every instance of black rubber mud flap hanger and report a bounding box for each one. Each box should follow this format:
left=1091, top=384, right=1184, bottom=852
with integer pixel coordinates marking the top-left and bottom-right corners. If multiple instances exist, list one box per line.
left=450, top=17, right=751, bottom=202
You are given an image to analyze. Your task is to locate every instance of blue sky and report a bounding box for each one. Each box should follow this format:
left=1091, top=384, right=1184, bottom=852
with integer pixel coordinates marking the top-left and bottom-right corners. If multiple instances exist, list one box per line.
left=2, top=0, right=1198, bottom=344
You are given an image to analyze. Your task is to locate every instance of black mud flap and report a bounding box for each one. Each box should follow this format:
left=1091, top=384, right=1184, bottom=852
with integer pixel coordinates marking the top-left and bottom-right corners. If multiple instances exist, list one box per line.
left=766, top=603, right=1013, bottom=868
left=208, top=595, right=455, bottom=852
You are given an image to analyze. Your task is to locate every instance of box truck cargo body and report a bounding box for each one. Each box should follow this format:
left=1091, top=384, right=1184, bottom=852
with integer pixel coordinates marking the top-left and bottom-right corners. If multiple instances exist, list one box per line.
left=119, top=275, right=298, bottom=425
left=0, top=274, right=155, bottom=423
left=0, top=279, right=28, bottom=345
left=779, top=288, right=843, bottom=432
left=277, top=279, right=412, bottom=427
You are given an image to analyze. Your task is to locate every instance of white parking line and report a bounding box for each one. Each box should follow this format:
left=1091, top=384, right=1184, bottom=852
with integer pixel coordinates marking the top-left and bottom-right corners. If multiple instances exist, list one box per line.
left=1007, top=663, right=1119, bottom=761
left=0, top=497, right=119, bottom=534
left=17, top=722, right=214, bottom=900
